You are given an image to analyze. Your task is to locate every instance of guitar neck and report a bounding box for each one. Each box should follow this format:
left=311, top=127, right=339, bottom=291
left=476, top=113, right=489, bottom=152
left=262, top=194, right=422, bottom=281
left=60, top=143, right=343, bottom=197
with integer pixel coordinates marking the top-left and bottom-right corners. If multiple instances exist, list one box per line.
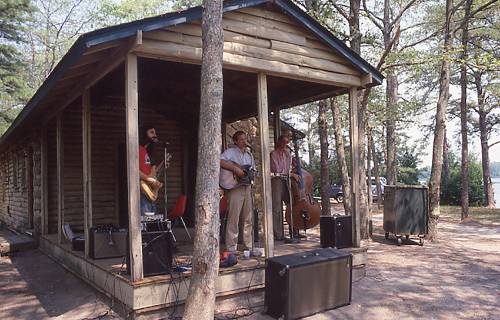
left=152, top=153, right=172, bottom=179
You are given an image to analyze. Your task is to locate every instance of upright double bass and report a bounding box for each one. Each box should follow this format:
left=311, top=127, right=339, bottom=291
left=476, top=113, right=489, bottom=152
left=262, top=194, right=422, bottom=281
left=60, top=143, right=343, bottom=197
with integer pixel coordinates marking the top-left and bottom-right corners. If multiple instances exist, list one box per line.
left=285, top=133, right=321, bottom=232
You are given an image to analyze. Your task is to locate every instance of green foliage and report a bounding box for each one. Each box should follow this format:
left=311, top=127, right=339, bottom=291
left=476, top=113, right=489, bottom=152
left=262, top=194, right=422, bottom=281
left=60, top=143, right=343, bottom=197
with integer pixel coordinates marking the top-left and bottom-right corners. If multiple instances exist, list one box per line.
left=95, top=0, right=172, bottom=26
left=441, top=156, right=485, bottom=207
left=0, top=0, right=33, bottom=132
left=398, top=167, right=421, bottom=185
left=172, top=0, right=202, bottom=10
left=396, top=140, right=423, bottom=185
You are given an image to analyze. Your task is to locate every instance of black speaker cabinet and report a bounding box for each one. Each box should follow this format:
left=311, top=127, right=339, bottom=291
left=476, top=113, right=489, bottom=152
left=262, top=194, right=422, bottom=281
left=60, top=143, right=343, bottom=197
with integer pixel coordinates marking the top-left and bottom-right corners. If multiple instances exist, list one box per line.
left=265, top=248, right=352, bottom=320
left=320, top=215, right=352, bottom=249
left=127, top=231, right=174, bottom=277
left=71, top=236, right=85, bottom=251
left=89, top=228, right=127, bottom=259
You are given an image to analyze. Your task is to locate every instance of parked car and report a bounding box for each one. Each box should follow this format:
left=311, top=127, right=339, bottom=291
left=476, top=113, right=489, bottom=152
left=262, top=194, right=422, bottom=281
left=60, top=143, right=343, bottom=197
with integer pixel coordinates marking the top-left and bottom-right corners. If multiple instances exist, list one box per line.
left=330, top=184, right=344, bottom=203
left=330, top=177, right=386, bottom=203
left=371, top=177, right=386, bottom=201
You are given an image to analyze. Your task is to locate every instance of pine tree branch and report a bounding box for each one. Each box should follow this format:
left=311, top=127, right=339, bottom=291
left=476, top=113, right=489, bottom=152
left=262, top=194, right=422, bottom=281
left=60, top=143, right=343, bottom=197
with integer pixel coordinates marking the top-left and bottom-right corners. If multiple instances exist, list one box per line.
left=454, top=0, right=499, bottom=32
left=488, top=140, right=500, bottom=148
left=381, top=61, right=426, bottom=71
left=398, top=30, right=441, bottom=52
left=400, top=21, right=436, bottom=33
left=389, top=0, right=419, bottom=30
left=327, top=0, right=349, bottom=21
left=362, top=0, right=384, bottom=31
left=376, top=24, right=401, bottom=70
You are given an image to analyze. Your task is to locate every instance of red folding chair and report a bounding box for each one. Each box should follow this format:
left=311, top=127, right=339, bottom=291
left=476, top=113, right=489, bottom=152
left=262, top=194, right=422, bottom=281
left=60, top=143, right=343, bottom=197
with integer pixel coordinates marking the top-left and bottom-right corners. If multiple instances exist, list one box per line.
left=169, top=195, right=191, bottom=240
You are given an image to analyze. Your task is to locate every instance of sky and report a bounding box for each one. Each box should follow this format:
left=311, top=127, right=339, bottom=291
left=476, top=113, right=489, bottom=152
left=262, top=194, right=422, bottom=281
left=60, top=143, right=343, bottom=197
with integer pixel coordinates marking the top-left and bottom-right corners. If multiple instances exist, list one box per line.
left=406, top=84, right=500, bottom=168
left=408, top=114, right=500, bottom=168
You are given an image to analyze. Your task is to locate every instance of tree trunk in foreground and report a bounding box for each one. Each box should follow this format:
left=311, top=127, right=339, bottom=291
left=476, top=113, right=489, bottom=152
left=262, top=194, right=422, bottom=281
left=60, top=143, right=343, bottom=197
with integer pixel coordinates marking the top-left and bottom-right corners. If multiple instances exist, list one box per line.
left=318, top=100, right=331, bottom=216
left=460, top=0, right=472, bottom=219
left=330, top=97, right=352, bottom=215
left=348, top=0, right=369, bottom=240
left=359, top=90, right=371, bottom=240
left=428, top=0, right=453, bottom=241
left=183, top=1, right=223, bottom=319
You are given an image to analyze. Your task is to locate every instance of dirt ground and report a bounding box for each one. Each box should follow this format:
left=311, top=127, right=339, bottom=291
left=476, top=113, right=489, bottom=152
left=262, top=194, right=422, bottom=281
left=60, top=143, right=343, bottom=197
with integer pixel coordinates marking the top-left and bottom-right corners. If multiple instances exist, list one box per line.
left=0, top=249, right=119, bottom=319
left=241, top=206, right=500, bottom=320
left=1, top=206, right=499, bottom=320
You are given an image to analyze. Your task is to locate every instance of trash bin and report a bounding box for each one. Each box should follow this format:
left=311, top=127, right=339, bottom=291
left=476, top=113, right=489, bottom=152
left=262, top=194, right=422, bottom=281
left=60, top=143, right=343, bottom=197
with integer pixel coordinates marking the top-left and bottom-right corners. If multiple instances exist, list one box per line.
left=383, top=185, right=429, bottom=246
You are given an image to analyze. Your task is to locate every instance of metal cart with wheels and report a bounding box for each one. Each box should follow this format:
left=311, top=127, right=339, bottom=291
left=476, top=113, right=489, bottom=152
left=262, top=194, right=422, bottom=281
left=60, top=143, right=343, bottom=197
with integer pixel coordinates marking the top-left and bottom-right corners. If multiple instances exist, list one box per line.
left=383, top=185, right=429, bottom=246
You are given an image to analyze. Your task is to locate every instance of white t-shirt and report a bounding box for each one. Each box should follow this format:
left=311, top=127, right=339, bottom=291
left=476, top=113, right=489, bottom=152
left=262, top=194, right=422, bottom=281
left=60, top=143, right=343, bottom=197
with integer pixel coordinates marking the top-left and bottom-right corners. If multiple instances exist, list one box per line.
left=221, top=146, right=255, bottom=169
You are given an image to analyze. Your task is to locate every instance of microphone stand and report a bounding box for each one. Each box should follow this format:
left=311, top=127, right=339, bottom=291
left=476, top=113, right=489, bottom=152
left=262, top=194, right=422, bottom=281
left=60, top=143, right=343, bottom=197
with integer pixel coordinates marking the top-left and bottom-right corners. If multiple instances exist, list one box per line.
left=284, top=150, right=300, bottom=244
left=163, top=146, right=168, bottom=220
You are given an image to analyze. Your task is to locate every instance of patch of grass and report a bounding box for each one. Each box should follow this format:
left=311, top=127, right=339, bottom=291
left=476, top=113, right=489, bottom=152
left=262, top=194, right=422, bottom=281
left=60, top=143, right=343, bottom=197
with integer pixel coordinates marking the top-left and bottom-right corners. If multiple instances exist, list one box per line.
left=441, top=206, right=500, bottom=222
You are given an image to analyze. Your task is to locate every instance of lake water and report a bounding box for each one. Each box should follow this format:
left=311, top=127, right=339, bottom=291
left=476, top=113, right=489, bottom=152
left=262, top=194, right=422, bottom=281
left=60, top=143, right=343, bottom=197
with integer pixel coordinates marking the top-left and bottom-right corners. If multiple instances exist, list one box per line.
left=493, top=177, right=500, bottom=207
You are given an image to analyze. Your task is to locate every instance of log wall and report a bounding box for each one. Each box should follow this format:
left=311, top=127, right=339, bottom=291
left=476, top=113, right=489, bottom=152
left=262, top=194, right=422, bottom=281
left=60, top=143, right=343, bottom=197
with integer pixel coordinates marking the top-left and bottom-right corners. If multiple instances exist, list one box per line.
left=0, top=100, right=186, bottom=234
left=0, top=133, right=41, bottom=232
left=43, top=102, right=186, bottom=233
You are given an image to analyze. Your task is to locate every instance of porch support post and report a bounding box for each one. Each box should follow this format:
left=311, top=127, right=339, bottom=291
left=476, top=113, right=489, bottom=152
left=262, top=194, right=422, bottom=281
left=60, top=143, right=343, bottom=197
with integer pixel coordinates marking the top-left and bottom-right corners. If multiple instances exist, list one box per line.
left=221, top=122, right=227, bottom=150
left=273, top=106, right=281, bottom=146
left=125, top=53, right=143, bottom=281
left=257, top=73, right=274, bottom=258
left=82, top=90, right=93, bottom=257
left=40, top=126, right=48, bottom=235
left=349, top=88, right=361, bottom=247
left=56, top=113, right=64, bottom=244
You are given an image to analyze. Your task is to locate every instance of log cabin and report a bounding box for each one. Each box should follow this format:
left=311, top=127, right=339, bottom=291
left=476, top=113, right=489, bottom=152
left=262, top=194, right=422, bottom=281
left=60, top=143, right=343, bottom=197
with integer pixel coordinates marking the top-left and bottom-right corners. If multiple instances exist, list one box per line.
left=0, top=0, right=382, bottom=316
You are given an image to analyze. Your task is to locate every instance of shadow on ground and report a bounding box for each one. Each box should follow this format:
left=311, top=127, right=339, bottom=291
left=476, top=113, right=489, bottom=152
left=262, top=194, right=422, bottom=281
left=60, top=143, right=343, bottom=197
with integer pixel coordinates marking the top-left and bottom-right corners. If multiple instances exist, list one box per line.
left=0, top=249, right=118, bottom=320
left=244, top=211, right=500, bottom=320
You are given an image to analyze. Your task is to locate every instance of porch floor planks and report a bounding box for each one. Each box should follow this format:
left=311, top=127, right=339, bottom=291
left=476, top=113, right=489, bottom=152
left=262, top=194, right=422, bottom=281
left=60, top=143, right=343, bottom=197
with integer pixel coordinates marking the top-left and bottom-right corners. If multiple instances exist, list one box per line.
left=41, top=224, right=364, bottom=283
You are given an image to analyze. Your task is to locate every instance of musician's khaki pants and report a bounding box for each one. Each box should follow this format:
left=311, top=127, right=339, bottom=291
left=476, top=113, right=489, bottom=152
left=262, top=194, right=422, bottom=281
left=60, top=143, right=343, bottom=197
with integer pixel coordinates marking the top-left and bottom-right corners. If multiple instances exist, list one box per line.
left=271, top=177, right=289, bottom=239
left=225, top=185, right=253, bottom=251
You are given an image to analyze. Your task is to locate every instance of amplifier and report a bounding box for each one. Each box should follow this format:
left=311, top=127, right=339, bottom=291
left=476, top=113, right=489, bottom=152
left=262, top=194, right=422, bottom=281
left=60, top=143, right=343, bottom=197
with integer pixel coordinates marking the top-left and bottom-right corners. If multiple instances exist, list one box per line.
left=72, top=236, right=85, bottom=251
left=320, top=215, right=352, bottom=249
left=265, top=248, right=352, bottom=320
left=89, top=226, right=127, bottom=260
left=127, top=230, right=174, bottom=277
left=142, top=219, right=171, bottom=232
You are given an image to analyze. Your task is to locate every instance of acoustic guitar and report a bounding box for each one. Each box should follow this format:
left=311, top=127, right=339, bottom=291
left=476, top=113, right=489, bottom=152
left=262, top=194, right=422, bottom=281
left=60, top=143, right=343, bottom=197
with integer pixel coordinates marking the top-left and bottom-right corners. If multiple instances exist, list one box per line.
left=140, top=154, right=171, bottom=201
left=219, top=161, right=255, bottom=190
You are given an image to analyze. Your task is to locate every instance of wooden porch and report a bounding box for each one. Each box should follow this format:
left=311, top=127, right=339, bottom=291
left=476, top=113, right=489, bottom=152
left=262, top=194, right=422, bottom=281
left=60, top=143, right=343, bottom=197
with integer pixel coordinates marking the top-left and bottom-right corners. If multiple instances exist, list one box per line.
left=36, top=3, right=375, bottom=284
left=39, top=224, right=367, bottom=317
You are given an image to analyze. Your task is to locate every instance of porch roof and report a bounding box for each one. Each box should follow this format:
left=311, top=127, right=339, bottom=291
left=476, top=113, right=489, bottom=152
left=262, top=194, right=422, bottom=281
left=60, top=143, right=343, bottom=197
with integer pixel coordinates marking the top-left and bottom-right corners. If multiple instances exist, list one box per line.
left=0, top=0, right=383, bottom=147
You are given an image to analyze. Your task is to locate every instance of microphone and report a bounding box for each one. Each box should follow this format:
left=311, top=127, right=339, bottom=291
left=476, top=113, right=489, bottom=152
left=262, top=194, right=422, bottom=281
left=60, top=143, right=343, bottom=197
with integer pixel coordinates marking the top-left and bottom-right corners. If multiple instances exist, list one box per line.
left=154, top=138, right=170, bottom=147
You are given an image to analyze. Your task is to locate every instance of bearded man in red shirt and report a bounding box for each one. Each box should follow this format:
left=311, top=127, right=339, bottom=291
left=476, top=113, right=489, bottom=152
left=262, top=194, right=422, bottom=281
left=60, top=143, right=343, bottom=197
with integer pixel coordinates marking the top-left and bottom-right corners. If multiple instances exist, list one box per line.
left=139, top=125, right=163, bottom=215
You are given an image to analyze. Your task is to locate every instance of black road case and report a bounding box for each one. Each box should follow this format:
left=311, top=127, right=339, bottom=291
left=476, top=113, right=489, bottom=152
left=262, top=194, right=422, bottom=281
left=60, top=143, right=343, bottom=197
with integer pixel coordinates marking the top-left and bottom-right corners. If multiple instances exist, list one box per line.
left=320, top=215, right=352, bottom=249
left=265, top=248, right=352, bottom=320
left=383, top=185, right=429, bottom=246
